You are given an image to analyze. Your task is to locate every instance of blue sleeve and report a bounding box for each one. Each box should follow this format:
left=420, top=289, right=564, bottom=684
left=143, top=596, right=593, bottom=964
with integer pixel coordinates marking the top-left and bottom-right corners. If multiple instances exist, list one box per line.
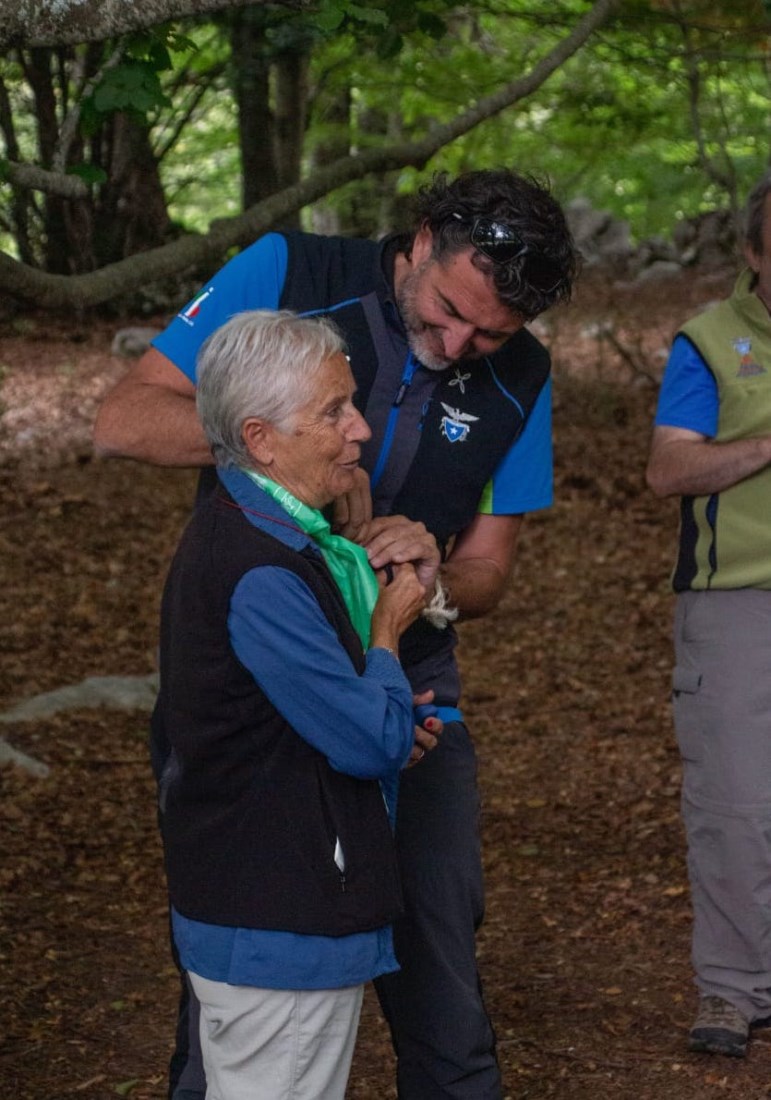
left=479, top=377, right=553, bottom=514
left=654, top=334, right=719, bottom=437
left=152, top=234, right=289, bottom=384
left=228, top=565, right=414, bottom=778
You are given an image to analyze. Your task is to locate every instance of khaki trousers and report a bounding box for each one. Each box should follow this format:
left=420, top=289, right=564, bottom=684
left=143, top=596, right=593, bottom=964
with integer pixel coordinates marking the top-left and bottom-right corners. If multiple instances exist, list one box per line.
left=188, top=972, right=364, bottom=1100
left=673, top=589, right=771, bottom=1020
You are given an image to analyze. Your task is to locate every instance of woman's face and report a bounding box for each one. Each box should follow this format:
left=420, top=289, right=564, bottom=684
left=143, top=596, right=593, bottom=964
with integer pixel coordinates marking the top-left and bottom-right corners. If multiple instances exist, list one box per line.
left=248, top=352, right=371, bottom=509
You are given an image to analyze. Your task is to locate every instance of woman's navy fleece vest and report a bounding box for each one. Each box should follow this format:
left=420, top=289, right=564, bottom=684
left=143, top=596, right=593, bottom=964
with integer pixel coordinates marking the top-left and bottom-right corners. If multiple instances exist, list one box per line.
left=153, top=489, right=403, bottom=936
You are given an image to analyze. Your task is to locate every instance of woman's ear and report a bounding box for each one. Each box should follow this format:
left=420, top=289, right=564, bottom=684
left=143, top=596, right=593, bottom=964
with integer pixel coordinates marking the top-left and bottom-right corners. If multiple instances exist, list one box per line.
left=242, top=417, right=274, bottom=467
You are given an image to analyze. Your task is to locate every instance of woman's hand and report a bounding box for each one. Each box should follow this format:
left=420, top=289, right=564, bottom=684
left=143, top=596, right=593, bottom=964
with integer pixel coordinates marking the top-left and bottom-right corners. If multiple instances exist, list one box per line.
left=406, top=689, right=443, bottom=767
left=370, top=561, right=426, bottom=652
left=331, top=466, right=372, bottom=541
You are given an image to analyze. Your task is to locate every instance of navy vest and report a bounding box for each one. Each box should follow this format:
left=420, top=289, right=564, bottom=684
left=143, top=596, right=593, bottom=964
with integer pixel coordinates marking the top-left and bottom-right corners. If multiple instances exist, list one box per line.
left=279, top=232, right=550, bottom=546
left=152, top=488, right=403, bottom=936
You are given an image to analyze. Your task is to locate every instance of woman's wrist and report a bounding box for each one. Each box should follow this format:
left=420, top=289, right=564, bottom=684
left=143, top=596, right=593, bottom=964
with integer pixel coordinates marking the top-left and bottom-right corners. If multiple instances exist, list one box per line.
left=369, top=635, right=400, bottom=660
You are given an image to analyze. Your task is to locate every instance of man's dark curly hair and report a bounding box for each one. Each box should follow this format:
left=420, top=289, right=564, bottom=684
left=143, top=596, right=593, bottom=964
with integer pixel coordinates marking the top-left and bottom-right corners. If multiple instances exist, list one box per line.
left=411, top=169, right=578, bottom=321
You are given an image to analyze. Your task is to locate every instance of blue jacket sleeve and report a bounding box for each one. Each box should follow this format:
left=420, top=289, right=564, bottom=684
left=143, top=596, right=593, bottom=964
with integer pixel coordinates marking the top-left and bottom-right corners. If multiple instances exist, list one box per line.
left=152, top=234, right=289, bottom=383
left=478, top=377, right=553, bottom=515
left=227, top=565, right=414, bottom=778
left=654, top=334, right=719, bottom=437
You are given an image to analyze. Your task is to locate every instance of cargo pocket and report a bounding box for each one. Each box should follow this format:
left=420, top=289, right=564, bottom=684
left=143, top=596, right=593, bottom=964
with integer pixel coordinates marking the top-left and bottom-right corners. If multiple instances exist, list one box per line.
left=672, top=666, right=702, bottom=698
left=672, top=665, right=703, bottom=766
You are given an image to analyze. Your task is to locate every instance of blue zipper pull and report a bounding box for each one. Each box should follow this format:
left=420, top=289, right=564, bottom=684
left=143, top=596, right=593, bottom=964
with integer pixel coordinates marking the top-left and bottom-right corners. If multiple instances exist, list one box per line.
left=370, top=353, right=418, bottom=490
left=394, top=379, right=411, bottom=406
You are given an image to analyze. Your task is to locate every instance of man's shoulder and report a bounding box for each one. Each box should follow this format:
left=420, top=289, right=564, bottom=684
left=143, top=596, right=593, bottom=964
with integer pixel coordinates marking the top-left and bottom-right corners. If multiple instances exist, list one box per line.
left=280, top=232, right=384, bottom=309
left=283, top=230, right=380, bottom=264
left=679, top=269, right=759, bottom=342
left=490, top=325, right=551, bottom=379
left=679, top=296, right=734, bottom=338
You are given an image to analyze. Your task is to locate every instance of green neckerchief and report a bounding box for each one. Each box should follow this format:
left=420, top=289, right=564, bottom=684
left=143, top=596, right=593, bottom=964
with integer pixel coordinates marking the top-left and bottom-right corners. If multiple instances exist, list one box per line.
left=241, top=468, right=379, bottom=649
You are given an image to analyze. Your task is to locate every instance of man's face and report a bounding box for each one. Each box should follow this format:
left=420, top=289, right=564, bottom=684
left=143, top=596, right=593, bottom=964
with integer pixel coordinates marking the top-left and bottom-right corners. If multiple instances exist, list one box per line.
left=396, top=226, right=525, bottom=371
left=746, top=192, right=771, bottom=314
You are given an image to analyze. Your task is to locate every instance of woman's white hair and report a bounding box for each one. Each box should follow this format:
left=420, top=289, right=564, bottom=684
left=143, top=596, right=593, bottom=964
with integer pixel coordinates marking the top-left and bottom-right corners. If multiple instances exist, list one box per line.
left=196, top=309, right=345, bottom=468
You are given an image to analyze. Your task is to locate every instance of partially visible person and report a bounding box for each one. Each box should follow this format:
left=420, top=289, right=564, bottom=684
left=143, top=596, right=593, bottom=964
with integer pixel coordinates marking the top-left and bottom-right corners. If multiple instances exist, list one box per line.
left=153, top=309, right=441, bottom=1100
left=646, top=172, right=771, bottom=1058
left=96, top=169, right=578, bottom=1100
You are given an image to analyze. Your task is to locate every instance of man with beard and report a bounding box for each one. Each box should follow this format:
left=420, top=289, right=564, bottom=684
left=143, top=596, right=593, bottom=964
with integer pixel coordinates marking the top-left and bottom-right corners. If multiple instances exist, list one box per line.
left=94, top=169, right=577, bottom=1100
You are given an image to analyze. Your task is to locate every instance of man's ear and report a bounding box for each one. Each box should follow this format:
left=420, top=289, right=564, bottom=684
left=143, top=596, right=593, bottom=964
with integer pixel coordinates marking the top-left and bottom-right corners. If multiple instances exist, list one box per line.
left=242, top=417, right=274, bottom=466
left=745, top=239, right=761, bottom=276
left=410, top=223, right=434, bottom=266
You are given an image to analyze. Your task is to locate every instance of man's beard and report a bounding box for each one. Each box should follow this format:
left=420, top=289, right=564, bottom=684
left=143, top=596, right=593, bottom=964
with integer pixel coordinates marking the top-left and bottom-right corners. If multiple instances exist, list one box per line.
left=396, top=265, right=453, bottom=372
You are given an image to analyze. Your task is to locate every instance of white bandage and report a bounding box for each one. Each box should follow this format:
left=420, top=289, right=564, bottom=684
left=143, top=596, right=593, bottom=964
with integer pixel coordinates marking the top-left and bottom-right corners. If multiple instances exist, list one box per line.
left=421, top=578, right=458, bottom=630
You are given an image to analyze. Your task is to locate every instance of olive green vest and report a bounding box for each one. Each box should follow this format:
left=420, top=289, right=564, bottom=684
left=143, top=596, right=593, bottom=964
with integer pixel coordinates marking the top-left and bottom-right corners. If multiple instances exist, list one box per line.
left=673, top=269, right=771, bottom=591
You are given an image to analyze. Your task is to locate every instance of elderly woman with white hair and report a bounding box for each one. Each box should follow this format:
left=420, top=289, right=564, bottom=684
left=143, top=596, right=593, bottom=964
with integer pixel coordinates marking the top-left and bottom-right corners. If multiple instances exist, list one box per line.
left=151, top=309, right=441, bottom=1100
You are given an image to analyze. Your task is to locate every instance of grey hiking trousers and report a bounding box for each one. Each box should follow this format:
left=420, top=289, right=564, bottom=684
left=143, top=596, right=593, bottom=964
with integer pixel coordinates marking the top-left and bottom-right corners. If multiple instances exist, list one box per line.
left=673, top=588, right=771, bottom=1021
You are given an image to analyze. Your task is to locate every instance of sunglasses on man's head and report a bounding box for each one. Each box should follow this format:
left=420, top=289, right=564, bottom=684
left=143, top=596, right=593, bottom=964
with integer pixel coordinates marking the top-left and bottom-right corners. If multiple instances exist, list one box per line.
left=452, top=213, right=565, bottom=295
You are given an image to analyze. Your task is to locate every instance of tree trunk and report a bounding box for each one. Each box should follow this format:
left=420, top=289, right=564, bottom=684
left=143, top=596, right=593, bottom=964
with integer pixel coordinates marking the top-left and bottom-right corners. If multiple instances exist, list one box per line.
left=273, top=47, right=308, bottom=190
left=229, top=7, right=278, bottom=210
left=308, top=83, right=352, bottom=236
left=94, top=112, right=171, bottom=264
left=21, top=47, right=73, bottom=272
left=13, top=47, right=170, bottom=271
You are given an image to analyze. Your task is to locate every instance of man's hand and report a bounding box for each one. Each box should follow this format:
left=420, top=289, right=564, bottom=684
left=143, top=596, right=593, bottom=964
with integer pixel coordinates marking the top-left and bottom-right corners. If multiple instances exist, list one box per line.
left=406, top=690, right=443, bottom=767
left=331, top=466, right=373, bottom=541
left=359, top=515, right=441, bottom=594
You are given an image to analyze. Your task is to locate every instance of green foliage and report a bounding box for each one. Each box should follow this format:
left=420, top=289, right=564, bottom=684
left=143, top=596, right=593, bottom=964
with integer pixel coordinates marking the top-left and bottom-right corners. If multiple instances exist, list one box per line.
left=91, top=61, right=169, bottom=115
left=310, top=0, right=454, bottom=60
left=66, top=163, right=108, bottom=185
left=1, top=0, right=769, bottom=266
left=314, top=0, right=389, bottom=32
left=113, top=1081, right=139, bottom=1097
left=304, top=0, right=770, bottom=241
left=81, top=25, right=197, bottom=131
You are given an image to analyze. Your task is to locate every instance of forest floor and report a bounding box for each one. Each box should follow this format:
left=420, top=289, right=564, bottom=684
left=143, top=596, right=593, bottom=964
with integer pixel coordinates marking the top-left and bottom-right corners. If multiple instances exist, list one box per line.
left=5, top=262, right=771, bottom=1099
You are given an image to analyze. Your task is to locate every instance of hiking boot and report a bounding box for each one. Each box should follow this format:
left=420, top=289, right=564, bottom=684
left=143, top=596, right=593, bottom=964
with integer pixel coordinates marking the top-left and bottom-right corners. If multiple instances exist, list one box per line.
left=688, top=995, right=749, bottom=1057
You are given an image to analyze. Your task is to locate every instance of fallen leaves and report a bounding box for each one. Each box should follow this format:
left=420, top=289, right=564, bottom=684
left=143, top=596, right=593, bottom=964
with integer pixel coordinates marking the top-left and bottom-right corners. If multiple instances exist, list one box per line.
left=3, top=277, right=763, bottom=1099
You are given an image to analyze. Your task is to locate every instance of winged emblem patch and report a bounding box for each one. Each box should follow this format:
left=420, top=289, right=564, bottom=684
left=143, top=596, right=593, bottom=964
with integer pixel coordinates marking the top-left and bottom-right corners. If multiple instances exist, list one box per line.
left=440, top=403, right=479, bottom=443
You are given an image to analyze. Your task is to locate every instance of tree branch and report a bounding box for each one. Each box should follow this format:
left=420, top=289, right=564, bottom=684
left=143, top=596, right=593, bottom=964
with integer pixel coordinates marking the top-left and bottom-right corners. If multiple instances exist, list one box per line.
left=0, top=0, right=620, bottom=308
left=0, top=0, right=308, bottom=51
left=3, top=160, right=89, bottom=198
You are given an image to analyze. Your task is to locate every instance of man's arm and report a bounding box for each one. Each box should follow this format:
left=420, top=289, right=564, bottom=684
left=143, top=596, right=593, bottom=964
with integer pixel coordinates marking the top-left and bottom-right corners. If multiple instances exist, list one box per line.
left=94, top=234, right=289, bottom=465
left=93, top=348, right=213, bottom=466
left=441, top=512, right=522, bottom=620
left=646, top=425, right=771, bottom=498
